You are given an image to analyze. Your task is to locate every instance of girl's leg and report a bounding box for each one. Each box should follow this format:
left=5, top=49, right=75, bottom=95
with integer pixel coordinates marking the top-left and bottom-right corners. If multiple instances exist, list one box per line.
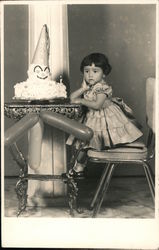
left=69, top=149, right=87, bottom=177
left=73, top=149, right=87, bottom=172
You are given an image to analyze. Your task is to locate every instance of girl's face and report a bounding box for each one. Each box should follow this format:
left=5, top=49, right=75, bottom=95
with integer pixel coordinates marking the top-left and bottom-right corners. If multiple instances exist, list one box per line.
left=83, top=63, right=104, bottom=86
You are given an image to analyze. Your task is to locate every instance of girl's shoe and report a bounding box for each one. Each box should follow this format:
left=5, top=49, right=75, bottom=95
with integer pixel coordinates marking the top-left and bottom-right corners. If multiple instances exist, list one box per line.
left=67, top=168, right=85, bottom=179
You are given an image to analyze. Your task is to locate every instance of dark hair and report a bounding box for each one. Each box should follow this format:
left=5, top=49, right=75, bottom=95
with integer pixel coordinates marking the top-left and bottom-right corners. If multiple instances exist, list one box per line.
left=80, top=53, right=112, bottom=75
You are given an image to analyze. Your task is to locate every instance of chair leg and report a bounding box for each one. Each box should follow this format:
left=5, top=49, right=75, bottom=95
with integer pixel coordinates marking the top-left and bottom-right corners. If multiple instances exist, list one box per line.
left=93, top=163, right=115, bottom=218
left=142, top=162, right=155, bottom=203
left=90, top=163, right=111, bottom=209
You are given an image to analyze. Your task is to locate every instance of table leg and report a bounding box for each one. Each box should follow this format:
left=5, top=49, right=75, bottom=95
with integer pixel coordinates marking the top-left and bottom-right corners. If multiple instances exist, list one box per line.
left=67, top=177, right=78, bottom=217
left=9, top=143, right=28, bottom=216
left=15, top=178, right=28, bottom=216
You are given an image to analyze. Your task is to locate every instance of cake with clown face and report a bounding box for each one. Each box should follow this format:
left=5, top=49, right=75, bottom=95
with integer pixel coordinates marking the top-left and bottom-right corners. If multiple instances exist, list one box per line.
left=13, top=25, right=67, bottom=100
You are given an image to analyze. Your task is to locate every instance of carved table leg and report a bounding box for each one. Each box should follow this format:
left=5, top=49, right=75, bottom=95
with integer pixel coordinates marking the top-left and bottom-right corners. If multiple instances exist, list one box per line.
left=15, top=178, right=28, bottom=216
left=9, top=143, right=28, bottom=216
left=62, top=174, right=83, bottom=217
left=67, top=177, right=78, bottom=217
left=8, top=142, right=84, bottom=217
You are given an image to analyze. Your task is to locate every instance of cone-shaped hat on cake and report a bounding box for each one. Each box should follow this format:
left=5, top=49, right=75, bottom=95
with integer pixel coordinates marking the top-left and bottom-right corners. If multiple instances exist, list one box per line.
left=31, top=24, right=50, bottom=66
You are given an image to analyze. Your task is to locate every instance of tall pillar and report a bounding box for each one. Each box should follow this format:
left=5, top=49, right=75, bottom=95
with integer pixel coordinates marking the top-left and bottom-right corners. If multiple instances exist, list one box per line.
left=27, top=4, right=69, bottom=205
left=29, top=4, right=69, bottom=80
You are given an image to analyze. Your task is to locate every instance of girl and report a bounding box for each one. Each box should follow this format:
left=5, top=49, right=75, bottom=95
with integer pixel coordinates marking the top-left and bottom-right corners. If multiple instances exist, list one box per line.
left=68, top=53, right=143, bottom=177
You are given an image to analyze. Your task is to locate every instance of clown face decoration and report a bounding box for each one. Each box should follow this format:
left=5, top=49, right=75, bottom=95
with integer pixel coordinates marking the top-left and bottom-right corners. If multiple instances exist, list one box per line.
left=28, top=64, right=52, bottom=82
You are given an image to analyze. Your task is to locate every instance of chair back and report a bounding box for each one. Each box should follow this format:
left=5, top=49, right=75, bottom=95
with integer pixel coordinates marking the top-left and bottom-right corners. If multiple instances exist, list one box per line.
left=146, top=78, right=156, bottom=152
left=146, top=77, right=156, bottom=132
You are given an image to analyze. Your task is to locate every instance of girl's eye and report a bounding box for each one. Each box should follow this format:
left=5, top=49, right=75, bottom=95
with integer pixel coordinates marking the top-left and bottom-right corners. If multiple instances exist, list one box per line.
left=94, top=69, right=99, bottom=73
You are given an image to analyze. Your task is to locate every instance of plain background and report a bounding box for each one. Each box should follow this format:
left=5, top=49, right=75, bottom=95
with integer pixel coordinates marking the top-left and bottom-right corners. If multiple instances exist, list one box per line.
left=4, top=4, right=156, bottom=176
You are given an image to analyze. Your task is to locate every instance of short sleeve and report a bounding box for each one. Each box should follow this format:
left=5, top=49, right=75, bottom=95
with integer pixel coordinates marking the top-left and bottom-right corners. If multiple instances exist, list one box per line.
left=93, top=83, right=112, bottom=97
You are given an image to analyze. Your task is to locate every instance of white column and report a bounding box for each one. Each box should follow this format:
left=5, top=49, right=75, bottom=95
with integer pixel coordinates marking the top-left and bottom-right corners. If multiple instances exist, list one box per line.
left=29, top=4, right=69, bottom=78
left=28, top=4, right=69, bottom=205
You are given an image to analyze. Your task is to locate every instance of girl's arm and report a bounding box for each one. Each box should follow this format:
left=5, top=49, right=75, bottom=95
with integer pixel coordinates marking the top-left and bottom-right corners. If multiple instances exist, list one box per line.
left=70, top=80, right=89, bottom=101
left=74, top=93, right=107, bottom=110
left=70, top=87, right=86, bottom=100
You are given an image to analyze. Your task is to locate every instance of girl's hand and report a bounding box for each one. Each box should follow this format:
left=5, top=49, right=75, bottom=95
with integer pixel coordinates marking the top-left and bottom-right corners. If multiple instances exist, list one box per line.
left=81, top=79, right=90, bottom=91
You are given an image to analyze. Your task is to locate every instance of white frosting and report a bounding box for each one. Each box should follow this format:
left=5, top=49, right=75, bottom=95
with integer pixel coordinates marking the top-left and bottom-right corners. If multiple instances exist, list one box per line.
left=13, top=64, right=67, bottom=100
left=14, top=80, right=67, bottom=99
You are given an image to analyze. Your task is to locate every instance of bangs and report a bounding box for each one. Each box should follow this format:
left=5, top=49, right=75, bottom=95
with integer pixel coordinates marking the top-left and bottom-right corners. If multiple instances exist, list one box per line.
left=80, top=53, right=112, bottom=75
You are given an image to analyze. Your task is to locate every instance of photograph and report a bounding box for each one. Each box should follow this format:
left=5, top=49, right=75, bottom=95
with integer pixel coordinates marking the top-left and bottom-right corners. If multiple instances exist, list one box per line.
left=1, top=0, right=159, bottom=248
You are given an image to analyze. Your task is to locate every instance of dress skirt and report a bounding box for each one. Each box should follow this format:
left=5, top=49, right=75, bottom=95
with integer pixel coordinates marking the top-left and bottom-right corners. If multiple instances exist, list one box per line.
left=84, top=102, right=143, bottom=150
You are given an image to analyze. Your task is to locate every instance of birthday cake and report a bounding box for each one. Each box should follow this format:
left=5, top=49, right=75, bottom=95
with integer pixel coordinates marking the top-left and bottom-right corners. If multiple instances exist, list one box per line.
left=13, top=24, right=67, bottom=101
left=14, top=65, right=67, bottom=100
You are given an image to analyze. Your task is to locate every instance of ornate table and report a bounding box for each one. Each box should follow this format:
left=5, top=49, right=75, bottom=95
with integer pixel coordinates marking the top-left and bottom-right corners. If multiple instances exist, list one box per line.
left=4, top=100, right=83, bottom=215
left=4, top=100, right=83, bottom=120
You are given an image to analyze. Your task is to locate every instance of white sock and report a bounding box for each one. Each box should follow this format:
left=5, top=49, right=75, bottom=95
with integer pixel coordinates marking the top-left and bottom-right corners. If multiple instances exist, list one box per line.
left=74, top=162, right=85, bottom=172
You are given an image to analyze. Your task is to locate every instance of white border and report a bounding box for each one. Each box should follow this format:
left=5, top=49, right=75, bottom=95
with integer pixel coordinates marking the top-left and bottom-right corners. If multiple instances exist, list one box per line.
left=1, top=0, right=159, bottom=248
left=1, top=0, right=158, bottom=4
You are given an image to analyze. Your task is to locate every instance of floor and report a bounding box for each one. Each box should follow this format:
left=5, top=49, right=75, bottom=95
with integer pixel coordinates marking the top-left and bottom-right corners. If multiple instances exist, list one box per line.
left=4, top=175, right=155, bottom=218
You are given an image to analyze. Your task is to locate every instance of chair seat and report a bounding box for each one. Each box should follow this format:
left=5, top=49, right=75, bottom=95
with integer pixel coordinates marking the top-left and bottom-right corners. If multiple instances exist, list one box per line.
left=122, top=140, right=145, bottom=148
left=87, top=140, right=147, bottom=161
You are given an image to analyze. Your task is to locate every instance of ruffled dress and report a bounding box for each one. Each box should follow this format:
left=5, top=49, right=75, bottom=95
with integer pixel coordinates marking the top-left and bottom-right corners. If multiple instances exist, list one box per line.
left=83, top=82, right=143, bottom=150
